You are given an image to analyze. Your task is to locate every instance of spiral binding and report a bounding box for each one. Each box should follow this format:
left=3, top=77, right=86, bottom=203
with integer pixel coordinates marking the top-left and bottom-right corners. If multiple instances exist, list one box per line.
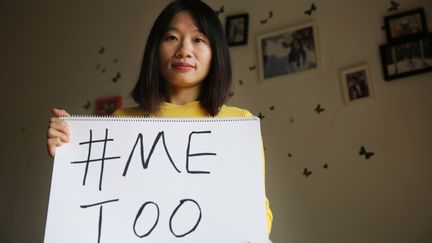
left=61, top=115, right=259, bottom=123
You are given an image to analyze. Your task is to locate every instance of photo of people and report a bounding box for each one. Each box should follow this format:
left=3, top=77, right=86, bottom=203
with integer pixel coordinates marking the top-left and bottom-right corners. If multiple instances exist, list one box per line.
left=385, top=8, right=427, bottom=40
left=389, top=14, right=424, bottom=38
left=226, top=14, right=248, bottom=46
left=228, top=18, right=245, bottom=42
left=340, top=64, right=374, bottom=105
left=258, top=24, right=318, bottom=80
left=380, top=35, right=432, bottom=81
left=345, top=70, right=370, bottom=101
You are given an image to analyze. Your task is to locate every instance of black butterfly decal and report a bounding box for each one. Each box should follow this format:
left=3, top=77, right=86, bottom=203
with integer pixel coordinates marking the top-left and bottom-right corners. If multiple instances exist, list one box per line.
left=315, top=104, right=325, bottom=114
left=83, top=100, right=91, bottom=110
left=304, top=3, right=317, bottom=16
left=249, top=65, right=256, bottom=71
left=287, top=153, right=292, bottom=158
left=323, top=163, right=328, bottom=169
left=257, top=112, right=265, bottom=120
left=303, top=168, right=312, bottom=177
left=269, top=11, right=273, bottom=18
left=388, top=1, right=400, bottom=12
left=228, top=91, right=235, bottom=98
left=269, top=106, right=275, bottom=111
left=215, top=6, right=224, bottom=16
left=260, top=11, right=274, bottom=24
left=239, top=79, right=244, bottom=85
left=359, top=146, right=375, bottom=159
left=98, top=46, right=105, bottom=54
left=112, top=72, right=121, bottom=82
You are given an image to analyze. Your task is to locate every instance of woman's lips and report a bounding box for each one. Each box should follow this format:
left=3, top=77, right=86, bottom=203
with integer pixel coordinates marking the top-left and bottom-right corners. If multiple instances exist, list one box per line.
left=172, top=62, right=195, bottom=72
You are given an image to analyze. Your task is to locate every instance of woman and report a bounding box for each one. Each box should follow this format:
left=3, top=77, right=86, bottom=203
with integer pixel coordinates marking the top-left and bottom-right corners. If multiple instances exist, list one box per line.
left=47, top=0, right=273, bottom=241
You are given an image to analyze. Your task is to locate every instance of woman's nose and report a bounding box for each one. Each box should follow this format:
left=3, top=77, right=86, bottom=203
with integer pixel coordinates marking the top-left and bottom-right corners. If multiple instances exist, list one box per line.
left=175, top=40, right=193, bottom=58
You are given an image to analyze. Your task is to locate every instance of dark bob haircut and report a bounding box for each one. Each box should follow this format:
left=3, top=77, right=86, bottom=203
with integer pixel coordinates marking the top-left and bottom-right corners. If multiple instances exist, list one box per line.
left=132, top=0, right=232, bottom=116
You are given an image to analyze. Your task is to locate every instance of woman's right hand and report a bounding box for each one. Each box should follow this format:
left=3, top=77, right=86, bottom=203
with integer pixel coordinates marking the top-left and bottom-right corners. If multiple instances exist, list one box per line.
left=47, top=108, right=71, bottom=158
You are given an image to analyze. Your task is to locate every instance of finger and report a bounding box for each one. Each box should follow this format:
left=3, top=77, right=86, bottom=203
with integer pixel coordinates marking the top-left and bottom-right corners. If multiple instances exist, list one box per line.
left=49, top=118, right=71, bottom=137
left=47, top=127, right=70, bottom=143
left=51, top=108, right=70, bottom=117
left=47, top=137, right=63, bottom=157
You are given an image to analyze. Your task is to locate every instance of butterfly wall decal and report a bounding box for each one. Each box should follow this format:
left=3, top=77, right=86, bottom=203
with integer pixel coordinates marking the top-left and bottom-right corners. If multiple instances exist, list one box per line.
left=388, top=1, right=400, bottom=12
left=83, top=101, right=91, bottom=110
left=303, top=168, right=312, bottom=177
left=304, top=3, right=317, bottom=16
left=359, top=146, right=375, bottom=159
left=215, top=6, right=224, bottom=16
left=315, top=104, right=325, bottom=114
left=112, top=72, right=121, bottom=83
left=260, top=11, right=274, bottom=24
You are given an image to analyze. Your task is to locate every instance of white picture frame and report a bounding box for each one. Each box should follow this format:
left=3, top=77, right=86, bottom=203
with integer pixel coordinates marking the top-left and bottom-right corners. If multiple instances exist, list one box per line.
left=256, top=21, right=320, bottom=82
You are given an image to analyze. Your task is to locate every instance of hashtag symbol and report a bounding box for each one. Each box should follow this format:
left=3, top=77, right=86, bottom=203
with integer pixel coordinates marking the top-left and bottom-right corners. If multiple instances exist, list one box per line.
left=70, top=129, right=121, bottom=191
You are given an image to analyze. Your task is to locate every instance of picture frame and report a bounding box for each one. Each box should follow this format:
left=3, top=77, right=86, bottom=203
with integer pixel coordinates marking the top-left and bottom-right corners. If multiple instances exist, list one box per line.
left=340, top=64, right=374, bottom=106
left=380, top=34, right=432, bottom=81
left=256, top=21, right=320, bottom=82
left=94, top=96, right=123, bottom=115
left=384, top=8, right=428, bottom=42
left=225, top=13, right=249, bottom=46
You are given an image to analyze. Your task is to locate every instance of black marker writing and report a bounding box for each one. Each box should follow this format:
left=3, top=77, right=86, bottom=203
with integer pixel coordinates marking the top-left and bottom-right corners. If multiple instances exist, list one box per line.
left=123, top=132, right=181, bottom=176
left=169, top=199, right=202, bottom=238
left=186, top=131, right=216, bottom=174
left=70, top=129, right=121, bottom=191
left=132, top=199, right=202, bottom=238
left=80, top=199, right=119, bottom=243
left=133, top=201, right=160, bottom=238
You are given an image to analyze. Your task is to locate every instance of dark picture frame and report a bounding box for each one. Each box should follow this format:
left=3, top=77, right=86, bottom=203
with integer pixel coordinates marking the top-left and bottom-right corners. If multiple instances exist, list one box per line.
left=225, top=13, right=249, bottom=46
left=384, top=8, right=428, bottom=42
left=256, top=21, right=320, bottom=82
left=380, top=34, right=432, bottom=81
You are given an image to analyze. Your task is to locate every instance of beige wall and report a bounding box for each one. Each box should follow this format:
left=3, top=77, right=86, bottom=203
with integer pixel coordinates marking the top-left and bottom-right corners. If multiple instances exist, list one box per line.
left=1, top=0, right=432, bottom=242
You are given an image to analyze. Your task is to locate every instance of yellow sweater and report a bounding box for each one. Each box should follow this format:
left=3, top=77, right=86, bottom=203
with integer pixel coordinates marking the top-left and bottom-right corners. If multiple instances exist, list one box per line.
left=113, top=101, right=273, bottom=234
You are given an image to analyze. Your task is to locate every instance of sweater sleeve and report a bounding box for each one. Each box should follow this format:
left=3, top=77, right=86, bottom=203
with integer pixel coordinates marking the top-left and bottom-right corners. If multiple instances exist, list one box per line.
left=244, top=110, right=273, bottom=236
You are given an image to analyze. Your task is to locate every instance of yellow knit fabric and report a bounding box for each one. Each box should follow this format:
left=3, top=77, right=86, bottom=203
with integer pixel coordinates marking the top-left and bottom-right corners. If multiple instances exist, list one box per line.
left=113, top=101, right=273, bottom=235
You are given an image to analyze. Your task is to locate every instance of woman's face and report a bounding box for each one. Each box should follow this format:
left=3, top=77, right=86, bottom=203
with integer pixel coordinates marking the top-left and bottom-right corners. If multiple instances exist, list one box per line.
left=159, top=11, right=212, bottom=94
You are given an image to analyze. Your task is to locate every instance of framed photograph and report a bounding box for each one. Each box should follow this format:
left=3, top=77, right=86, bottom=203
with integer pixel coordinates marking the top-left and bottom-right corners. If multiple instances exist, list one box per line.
left=384, top=8, right=428, bottom=42
left=94, top=96, right=123, bottom=115
left=340, top=64, right=374, bottom=105
left=256, top=21, right=320, bottom=82
left=225, top=13, right=249, bottom=46
left=380, top=34, right=432, bottom=81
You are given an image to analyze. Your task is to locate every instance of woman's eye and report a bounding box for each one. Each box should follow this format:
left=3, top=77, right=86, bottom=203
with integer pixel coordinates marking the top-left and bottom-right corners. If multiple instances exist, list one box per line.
left=195, top=37, right=206, bottom=43
left=165, top=35, right=178, bottom=41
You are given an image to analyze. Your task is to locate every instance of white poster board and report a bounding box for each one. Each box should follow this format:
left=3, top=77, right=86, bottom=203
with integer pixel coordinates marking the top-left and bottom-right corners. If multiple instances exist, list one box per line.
left=44, top=116, right=268, bottom=243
